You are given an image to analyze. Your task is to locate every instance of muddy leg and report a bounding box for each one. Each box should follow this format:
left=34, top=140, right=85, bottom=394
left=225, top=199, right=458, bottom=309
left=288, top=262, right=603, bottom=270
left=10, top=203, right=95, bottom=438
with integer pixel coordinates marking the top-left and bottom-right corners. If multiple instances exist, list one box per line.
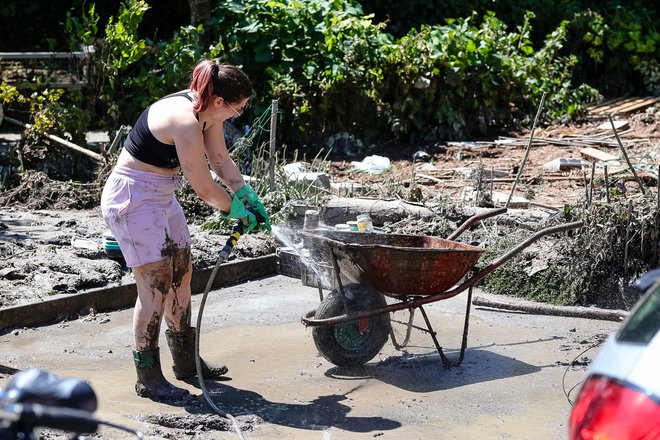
left=163, top=247, right=228, bottom=380
left=131, top=259, right=189, bottom=400
left=162, top=247, right=193, bottom=332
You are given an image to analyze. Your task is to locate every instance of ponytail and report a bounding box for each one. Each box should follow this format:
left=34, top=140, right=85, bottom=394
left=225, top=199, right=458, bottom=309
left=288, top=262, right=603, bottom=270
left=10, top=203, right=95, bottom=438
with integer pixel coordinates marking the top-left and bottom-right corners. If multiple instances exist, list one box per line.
left=189, top=60, right=253, bottom=113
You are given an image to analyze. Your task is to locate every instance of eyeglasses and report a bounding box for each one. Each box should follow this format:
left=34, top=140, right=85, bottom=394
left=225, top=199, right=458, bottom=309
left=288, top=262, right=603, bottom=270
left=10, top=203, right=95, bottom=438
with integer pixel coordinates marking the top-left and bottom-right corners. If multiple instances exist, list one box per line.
left=226, top=101, right=248, bottom=117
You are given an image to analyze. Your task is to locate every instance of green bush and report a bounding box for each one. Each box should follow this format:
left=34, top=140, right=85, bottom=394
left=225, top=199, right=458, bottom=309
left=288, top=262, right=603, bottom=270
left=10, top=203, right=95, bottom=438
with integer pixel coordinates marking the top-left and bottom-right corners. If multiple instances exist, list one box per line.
left=361, top=0, right=660, bottom=97
left=210, top=0, right=392, bottom=148
left=209, top=2, right=598, bottom=147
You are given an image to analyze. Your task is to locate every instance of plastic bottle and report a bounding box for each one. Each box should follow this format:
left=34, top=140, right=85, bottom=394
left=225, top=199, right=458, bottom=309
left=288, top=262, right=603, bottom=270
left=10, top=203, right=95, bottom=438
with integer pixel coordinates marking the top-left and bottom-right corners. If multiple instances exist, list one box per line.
left=303, top=210, right=320, bottom=230
left=356, top=214, right=374, bottom=232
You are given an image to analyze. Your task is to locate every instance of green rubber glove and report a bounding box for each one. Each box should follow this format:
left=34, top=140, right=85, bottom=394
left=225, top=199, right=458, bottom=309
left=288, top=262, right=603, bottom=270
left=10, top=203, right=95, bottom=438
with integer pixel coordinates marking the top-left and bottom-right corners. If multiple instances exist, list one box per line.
left=220, top=195, right=257, bottom=233
left=234, top=184, right=271, bottom=232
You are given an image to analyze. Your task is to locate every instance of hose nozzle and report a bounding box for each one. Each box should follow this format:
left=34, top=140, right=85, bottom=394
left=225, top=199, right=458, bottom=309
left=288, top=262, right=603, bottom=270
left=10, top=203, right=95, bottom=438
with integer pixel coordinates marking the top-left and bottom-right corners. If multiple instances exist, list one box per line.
left=218, top=221, right=244, bottom=260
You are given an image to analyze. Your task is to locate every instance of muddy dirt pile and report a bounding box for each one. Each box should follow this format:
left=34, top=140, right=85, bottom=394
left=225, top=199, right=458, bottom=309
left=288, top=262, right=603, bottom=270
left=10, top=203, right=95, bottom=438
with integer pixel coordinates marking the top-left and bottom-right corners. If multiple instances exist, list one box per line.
left=0, top=208, right=275, bottom=310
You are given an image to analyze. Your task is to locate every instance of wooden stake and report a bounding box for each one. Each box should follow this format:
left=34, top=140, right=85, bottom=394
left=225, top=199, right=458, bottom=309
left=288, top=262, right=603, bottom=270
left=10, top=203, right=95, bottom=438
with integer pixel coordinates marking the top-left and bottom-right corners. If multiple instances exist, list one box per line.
left=506, top=92, right=546, bottom=208
left=582, top=167, right=589, bottom=203
left=624, top=200, right=633, bottom=279
left=107, top=125, right=130, bottom=155
left=269, top=99, right=278, bottom=191
left=589, top=162, right=595, bottom=204
left=609, top=114, right=647, bottom=195
left=656, top=165, right=660, bottom=264
left=410, top=159, right=416, bottom=195
left=604, top=164, right=611, bottom=203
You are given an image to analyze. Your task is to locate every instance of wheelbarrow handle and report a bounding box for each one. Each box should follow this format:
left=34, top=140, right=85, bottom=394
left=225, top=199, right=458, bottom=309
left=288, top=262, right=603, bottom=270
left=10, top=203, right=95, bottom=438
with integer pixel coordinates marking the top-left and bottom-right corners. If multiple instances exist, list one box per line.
left=458, top=220, right=584, bottom=292
left=446, top=207, right=507, bottom=241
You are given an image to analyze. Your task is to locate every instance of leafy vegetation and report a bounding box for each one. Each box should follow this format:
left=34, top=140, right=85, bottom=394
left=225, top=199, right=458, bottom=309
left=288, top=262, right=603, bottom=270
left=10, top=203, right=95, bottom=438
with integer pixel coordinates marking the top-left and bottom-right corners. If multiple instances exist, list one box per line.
left=361, top=0, right=660, bottom=97
left=2, top=0, right=609, bottom=152
left=208, top=2, right=600, bottom=145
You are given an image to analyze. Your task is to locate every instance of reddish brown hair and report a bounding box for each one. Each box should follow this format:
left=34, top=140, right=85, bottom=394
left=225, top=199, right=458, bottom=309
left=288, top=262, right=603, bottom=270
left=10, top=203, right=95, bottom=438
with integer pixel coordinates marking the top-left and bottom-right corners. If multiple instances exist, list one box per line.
left=189, top=60, right=253, bottom=113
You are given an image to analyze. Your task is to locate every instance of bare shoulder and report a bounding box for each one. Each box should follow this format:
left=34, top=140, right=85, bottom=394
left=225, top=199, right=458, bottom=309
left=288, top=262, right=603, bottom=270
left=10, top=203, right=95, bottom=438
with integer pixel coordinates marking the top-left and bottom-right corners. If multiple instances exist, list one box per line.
left=152, top=91, right=194, bottom=120
left=148, top=91, right=197, bottom=141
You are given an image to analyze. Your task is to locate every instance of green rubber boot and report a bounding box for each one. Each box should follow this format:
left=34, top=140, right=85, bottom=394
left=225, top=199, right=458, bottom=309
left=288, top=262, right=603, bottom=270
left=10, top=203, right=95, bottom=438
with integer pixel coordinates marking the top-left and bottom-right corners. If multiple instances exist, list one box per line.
left=165, top=327, right=228, bottom=380
left=133, top=348, right=190, bottom=400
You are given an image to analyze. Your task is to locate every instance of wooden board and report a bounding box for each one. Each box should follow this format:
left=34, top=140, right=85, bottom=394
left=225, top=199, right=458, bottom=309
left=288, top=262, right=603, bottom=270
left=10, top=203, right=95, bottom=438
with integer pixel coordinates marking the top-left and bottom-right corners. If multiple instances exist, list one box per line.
left=587, top=97, right=629, bottom=113
left=588, top=96, right=660, bottom=116
left=580, top=147, right=619, bottom=162
left=596, top=119, right=629, bottom=131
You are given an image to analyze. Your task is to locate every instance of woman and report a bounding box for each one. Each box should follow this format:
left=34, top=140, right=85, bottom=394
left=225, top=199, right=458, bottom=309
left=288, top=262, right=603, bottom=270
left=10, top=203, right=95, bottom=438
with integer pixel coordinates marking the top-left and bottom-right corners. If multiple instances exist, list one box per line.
left=101, top=60, right=270, bottom=401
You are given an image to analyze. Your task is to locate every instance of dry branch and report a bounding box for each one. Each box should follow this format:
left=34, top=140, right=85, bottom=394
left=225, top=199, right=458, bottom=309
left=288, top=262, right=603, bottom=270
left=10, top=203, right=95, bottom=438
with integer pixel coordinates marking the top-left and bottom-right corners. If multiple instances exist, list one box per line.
left=473, top=295, right=628, bottom=322
left=4, top=116, right=104, bottom=162
left=609, top=114, right=647, bottom=195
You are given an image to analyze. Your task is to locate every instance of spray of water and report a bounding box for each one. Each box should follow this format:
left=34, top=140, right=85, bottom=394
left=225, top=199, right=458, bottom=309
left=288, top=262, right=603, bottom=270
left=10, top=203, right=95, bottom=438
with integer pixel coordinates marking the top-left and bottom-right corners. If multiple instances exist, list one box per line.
left=271, top=224, right=334, bottom=289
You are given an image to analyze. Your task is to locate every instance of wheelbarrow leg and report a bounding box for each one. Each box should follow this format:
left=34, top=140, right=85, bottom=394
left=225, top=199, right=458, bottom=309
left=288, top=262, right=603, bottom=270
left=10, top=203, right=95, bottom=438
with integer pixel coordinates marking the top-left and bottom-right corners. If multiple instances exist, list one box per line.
left=456, top=286, right=474, bottom=366
left=328, top=248, right=350, bottom=313
left=418, top=306, right=452, bottom=367
left=419, top=286, right=474, bottom=368
left=389, top=307, right=415, bottom=350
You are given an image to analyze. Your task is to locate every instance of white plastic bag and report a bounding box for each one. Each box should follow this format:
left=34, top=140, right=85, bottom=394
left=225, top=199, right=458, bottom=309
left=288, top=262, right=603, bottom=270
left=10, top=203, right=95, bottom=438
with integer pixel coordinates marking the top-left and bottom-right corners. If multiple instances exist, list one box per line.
left=350, top=155, right=391, bottom=174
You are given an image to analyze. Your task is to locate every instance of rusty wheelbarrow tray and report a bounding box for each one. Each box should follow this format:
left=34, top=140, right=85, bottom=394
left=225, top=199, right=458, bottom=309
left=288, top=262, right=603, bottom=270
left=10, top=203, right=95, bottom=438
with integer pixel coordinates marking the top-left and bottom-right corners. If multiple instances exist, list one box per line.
left=300, top=209, right=583, bottom=368
left=299, top=230, right=483, bottom=296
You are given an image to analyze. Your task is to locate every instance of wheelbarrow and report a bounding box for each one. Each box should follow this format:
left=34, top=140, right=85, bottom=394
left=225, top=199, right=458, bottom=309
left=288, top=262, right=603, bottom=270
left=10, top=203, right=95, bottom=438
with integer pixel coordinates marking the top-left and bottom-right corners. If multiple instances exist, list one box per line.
left=300, top=208, right=583, bottom=368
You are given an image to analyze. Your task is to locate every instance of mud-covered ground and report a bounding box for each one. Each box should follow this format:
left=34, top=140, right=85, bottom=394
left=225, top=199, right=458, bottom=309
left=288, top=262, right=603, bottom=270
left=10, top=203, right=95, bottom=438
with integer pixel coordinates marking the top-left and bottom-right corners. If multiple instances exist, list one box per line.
left=0, top=274, right=620, bottom=439
left=0, top=111, right=657, bottom=439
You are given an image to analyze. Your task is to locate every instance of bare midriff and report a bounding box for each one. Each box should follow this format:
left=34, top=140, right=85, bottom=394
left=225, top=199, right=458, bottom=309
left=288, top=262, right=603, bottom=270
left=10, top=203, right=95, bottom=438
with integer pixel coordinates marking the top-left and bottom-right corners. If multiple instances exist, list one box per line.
left=116, top=148, right=181, bottom=177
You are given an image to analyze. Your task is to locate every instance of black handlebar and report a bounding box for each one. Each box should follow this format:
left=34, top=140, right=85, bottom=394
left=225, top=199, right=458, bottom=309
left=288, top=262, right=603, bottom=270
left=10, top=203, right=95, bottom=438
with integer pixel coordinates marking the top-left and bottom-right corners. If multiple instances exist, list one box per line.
left=5, top=369, right=97, bottom=412
left=1, top=369, right=142, bottom=439
left=1, top=403, right=99, bottom=434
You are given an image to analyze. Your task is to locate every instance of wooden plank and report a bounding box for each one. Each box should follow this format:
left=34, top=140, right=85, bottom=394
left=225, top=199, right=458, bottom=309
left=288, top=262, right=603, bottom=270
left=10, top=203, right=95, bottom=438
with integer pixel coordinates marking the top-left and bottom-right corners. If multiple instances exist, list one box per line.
left=590, top=96, right=660, bottom=115
left=4, top=116, right=104, bottom=162
left=0, top=255, right=277, bottom=331
left=416, top=173, right=447, bottom=183
left=0, top=51, right=89, bottom=60
left=611, top=96, right=660, bottom=115
left=596, top=119, right=629, bottom=131
left=587, top=97, right=629, bottom=113
left=580, top=147, right=619, bottom=162
left=601, top=96, right=653, bottom=113
left=276, top=248, right=301, bottom=279
left=588, top=96, right=626, bottom=106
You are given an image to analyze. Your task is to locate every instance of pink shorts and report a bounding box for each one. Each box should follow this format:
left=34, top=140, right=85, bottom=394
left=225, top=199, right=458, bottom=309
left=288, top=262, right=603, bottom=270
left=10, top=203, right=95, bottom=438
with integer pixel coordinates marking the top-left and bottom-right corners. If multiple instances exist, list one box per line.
left=100, top=166, right=192, bottom=268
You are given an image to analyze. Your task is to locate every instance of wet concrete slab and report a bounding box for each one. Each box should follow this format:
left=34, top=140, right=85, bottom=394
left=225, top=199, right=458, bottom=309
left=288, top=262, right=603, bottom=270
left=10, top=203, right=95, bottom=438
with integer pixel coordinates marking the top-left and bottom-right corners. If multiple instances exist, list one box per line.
left=0, top=275, right=619, bottom=439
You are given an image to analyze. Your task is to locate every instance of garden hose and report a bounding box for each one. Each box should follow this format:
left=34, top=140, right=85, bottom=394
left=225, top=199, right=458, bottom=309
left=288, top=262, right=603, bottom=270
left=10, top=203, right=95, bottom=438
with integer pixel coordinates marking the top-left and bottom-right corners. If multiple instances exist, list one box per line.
left=195, top=221, right=245, bottom=439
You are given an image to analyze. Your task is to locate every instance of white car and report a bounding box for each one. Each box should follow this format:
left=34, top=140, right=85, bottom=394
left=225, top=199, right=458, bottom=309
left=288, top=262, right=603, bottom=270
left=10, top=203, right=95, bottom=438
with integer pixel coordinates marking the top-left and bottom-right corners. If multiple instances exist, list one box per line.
left=569, top=269, right=660, bottom=439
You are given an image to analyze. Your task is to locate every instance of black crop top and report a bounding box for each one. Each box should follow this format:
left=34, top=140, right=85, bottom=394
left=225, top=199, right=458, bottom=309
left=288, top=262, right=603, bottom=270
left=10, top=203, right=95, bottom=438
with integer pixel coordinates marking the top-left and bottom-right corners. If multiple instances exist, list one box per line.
left=123, top=92, right=194, bottom=168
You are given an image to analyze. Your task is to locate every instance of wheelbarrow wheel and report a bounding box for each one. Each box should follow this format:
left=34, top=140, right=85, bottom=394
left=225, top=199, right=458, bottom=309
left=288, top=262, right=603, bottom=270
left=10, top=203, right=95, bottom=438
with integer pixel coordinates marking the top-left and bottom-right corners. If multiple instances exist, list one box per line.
left=312, top=283, right=390, bottom=367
